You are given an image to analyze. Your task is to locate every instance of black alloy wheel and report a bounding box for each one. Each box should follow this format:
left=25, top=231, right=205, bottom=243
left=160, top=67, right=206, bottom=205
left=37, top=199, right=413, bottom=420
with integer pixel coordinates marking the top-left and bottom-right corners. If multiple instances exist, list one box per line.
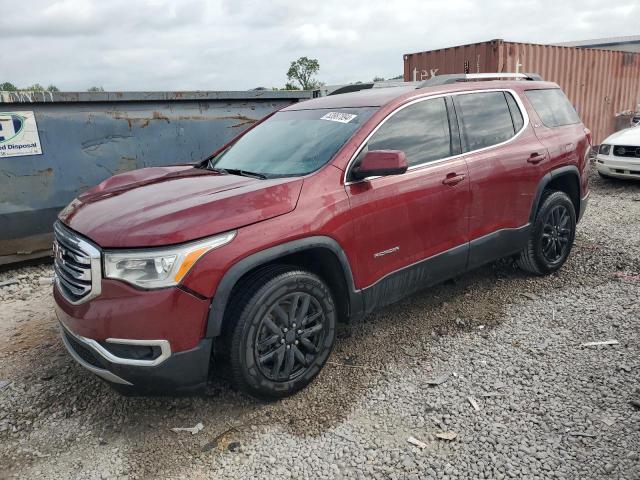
left=225, top=265, right=336, bottom=400
left=517, top=190, right=576, bottom=275
left=541, top=204, right=571, bottom=265
left=254, top=292, right=326, bottom=382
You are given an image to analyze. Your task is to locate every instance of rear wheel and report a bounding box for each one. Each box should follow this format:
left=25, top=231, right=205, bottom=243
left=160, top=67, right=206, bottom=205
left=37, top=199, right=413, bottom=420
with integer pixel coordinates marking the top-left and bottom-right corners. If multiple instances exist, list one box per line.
left=225, top=266, right=336, bottom=400
left=517, top=190, right=576, bottom=275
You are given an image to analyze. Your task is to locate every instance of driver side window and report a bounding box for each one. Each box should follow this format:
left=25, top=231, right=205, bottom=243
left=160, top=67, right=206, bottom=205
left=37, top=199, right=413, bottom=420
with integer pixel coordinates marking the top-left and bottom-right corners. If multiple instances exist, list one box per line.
left=366, top=97, right=452, bottom=167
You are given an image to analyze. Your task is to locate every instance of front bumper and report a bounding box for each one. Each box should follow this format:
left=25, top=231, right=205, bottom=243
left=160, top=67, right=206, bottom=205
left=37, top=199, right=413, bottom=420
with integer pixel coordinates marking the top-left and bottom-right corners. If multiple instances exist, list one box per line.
left=59, top=320, right=212, bottom=393
left=54, top=279, right=214, bottom=393
left=596, top=154, right=640, bottom=179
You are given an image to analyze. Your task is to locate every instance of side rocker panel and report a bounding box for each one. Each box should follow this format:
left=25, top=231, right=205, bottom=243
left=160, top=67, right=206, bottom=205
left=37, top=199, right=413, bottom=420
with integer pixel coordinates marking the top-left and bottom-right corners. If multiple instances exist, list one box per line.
left=467, top=225, right=531, bottom=271
left=362, top=243, right=468, bottom=315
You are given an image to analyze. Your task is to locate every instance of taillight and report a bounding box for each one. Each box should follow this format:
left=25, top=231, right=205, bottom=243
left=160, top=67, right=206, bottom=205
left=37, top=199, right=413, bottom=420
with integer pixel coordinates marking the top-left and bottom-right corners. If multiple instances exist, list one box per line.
left=584, top=127, right=592, bottom=145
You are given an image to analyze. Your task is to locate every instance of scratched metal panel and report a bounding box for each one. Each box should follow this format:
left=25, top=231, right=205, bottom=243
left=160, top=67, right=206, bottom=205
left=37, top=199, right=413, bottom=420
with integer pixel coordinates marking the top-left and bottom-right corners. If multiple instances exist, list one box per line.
left=403, top=40, right=640, bottom=143
left=0, top=93, right=311, bottom=264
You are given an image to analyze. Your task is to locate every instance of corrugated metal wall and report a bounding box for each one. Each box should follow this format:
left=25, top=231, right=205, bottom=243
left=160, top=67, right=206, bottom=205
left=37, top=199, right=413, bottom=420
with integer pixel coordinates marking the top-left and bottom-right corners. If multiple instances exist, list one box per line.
left=403, top=39, right=502, bottom=79
left=404, top=40, right=640, bottom=143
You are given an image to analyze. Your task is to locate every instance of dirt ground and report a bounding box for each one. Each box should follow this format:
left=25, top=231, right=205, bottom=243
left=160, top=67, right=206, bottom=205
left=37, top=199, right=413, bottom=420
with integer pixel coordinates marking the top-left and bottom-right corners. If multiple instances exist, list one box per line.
left=1, top=170, right=639, bottom=479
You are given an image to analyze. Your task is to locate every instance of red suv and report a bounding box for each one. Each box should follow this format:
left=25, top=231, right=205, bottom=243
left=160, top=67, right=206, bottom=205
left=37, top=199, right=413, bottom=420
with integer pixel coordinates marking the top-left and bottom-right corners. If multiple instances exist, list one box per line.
left=54, top=74, right=590, bottom=399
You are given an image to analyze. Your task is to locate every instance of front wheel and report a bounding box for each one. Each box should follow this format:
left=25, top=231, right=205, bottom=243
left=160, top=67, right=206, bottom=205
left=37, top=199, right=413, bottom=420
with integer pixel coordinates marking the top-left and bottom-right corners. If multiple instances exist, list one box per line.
left=226, top=266, right=336, bottom=400
left=517, top=190, right=576, bottom=275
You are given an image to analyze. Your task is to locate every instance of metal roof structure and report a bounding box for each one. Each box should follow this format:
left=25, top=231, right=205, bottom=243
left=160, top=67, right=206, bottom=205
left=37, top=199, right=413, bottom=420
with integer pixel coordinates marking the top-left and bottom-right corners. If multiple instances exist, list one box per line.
left=0, top=90, right=312, bottom=104
left=555, top=34, right=640, bottom=49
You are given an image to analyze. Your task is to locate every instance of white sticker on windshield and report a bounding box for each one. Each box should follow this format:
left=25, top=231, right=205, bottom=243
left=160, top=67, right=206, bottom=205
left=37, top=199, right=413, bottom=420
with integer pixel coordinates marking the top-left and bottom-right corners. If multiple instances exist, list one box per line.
left=321, top=112, right=357, bottom=123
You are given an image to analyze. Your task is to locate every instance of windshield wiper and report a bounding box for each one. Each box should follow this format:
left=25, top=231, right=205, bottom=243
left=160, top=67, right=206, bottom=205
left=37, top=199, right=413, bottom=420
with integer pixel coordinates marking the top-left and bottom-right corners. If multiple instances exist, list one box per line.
left=220, top=168, right=268, bottom=180
left=201, top=161, right=268, bottom=179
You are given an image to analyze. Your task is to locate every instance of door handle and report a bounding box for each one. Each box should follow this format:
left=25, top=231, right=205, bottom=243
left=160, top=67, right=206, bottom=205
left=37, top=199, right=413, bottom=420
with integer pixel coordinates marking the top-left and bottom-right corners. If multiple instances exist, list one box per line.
left=442, top=173, right=466, bottom=186
left=527, top=152, right=546, bottom=164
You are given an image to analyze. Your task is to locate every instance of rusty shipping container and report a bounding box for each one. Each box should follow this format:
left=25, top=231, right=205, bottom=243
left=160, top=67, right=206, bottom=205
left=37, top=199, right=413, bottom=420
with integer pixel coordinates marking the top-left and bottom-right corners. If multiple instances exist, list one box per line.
left=403, top=39, right=640, bottom=143
left=0, top=90, right=311, bottom=266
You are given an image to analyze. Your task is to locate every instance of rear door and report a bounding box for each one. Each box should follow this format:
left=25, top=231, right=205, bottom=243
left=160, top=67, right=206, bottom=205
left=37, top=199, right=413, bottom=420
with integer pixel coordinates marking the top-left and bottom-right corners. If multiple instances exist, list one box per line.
left=345, top=96, right=470, bottom=313
left=453, top=90, right=547, bottom=268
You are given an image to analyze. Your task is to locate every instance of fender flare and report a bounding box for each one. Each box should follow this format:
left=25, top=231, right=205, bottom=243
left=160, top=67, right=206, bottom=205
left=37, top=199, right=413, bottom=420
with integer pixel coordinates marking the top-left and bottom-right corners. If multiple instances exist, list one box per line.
left=529, top=165, right=582, bottom=223
left=204, top=236, right=363, bottom=338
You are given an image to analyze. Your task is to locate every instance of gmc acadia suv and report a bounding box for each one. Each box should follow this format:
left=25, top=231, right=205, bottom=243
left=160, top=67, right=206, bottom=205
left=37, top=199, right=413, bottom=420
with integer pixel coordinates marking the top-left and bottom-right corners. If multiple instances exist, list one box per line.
left=53, top=74, right=590, bottom=399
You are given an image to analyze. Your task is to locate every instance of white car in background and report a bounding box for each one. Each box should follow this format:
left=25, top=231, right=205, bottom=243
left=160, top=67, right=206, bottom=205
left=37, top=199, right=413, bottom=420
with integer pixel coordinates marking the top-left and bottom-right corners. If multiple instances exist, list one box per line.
left=596, top=125, right=640, bottom=180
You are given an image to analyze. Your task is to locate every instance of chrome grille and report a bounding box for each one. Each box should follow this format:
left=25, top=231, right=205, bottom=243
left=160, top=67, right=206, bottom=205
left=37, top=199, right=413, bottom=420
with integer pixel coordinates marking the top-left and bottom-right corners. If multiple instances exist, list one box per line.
left=53, top=222, right=102, bottom=304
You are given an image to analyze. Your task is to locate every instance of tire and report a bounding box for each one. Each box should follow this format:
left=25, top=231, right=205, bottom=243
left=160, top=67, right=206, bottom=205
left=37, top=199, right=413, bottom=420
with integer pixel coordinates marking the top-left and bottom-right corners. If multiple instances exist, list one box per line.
left=224, top=265, right=336, bottom=400
left=598, top=171, right=612, bottom=179
left=517, top=190, right=576, bottom=275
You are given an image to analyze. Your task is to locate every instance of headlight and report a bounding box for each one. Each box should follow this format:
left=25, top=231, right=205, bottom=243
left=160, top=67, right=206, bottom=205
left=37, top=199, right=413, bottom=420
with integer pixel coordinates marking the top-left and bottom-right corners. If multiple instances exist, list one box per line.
left=599, top=144, right=611, bottom=155
left=103, top=231, right=236, bottom=288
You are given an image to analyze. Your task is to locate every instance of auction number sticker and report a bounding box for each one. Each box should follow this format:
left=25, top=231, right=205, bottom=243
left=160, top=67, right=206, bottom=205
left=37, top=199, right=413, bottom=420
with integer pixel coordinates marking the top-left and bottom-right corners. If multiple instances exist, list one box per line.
left=321, top=112, right=357, bottom=123
left=0, top=111, right=43, bottom=158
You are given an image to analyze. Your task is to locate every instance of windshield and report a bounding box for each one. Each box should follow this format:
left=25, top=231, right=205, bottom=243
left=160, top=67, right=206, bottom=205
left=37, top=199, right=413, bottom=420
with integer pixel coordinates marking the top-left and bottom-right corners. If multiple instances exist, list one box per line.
left=208, top=107, right=376, bottom=178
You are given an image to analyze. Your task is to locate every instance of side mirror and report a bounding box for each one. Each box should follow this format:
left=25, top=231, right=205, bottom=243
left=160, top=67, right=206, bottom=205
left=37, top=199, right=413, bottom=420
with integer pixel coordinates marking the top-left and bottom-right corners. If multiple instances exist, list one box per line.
left=351, top=150, right=408, bottom=180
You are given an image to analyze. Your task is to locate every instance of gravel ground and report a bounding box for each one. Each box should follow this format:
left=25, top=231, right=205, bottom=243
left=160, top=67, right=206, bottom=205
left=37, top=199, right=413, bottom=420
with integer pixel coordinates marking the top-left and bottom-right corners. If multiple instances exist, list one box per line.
left=1, top=171, right=639, bottom=479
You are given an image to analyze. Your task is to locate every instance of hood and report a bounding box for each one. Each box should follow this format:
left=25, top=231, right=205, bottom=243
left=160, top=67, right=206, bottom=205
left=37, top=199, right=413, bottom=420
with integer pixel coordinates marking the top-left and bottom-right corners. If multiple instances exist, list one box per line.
left=604, top=126, right=640, bottom=145
left=59, top=165, right=303, bottom=247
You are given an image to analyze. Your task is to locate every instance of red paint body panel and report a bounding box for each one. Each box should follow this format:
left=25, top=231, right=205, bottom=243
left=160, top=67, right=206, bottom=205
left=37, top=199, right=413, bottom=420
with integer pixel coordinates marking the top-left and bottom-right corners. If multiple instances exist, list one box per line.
left=59, top=165, right=303, bottom=247
left=181, top=165, right=357, bottom=297
left=465, top=123, right=546, bottom=239
left=54, top=280, right=209, bottom=352
left=346, top=158, right=470, bottom=288
left=357, top=150, right=408, bottom=175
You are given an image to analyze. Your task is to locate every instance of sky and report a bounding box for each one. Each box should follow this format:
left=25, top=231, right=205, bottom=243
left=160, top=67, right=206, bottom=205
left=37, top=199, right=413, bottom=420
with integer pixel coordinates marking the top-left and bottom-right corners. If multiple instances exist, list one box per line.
left=0, top=0, right=638, bottom=91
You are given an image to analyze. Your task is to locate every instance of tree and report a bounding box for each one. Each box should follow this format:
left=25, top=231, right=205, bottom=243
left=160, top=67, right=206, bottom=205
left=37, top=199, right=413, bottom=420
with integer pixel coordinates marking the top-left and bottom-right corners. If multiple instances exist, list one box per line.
left=283, top=82, right=301, bottom=90
left=372, top=76, right=385, bottom=82
left=286, top=57, right=320, bottom=90
left=0, top=82, right=18, bottom=91
left=87, top=86, right=105, bottom=92
left=24, top=83, right=46, bottom=91
left=1, top=82, right=59, bottom=92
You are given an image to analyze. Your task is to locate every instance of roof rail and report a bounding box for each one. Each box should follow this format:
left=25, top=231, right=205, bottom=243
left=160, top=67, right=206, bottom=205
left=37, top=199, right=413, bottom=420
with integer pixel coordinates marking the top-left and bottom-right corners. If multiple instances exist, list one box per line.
left=417, top=72, right=542, bottom=88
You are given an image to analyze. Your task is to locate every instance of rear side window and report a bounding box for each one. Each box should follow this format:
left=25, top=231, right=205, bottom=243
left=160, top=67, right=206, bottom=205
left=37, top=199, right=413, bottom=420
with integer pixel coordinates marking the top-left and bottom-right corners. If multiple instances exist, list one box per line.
left=524, top=89, right=580, bottom=127
left=505, top=93, right=524, bottom=131
left=367, top=98, right=452, bottom=167
left=453, top=91, right=521, bottom=152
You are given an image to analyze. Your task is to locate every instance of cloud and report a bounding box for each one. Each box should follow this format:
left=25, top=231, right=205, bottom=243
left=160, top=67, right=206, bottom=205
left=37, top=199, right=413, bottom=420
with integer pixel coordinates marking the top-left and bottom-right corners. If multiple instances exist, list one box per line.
left=0, top=0, right=638, bottom=90
left=293, top=24, right=359, bottom=48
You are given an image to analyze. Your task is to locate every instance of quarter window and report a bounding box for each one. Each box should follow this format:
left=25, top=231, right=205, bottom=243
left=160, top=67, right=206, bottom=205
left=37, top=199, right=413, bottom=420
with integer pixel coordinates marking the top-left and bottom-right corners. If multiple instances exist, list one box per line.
left=505, top=93, right=524, bottom=132
left=453, top=91, right=521, bottom=152
left=366, top=98, right=452, bottom=167
left=524, top=88, right=580, bottom=127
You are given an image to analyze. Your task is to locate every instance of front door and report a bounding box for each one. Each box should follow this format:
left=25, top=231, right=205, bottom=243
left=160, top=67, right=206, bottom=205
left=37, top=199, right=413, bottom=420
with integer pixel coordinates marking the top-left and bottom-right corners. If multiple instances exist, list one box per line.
left=345, top=96, right=470, bottom=313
